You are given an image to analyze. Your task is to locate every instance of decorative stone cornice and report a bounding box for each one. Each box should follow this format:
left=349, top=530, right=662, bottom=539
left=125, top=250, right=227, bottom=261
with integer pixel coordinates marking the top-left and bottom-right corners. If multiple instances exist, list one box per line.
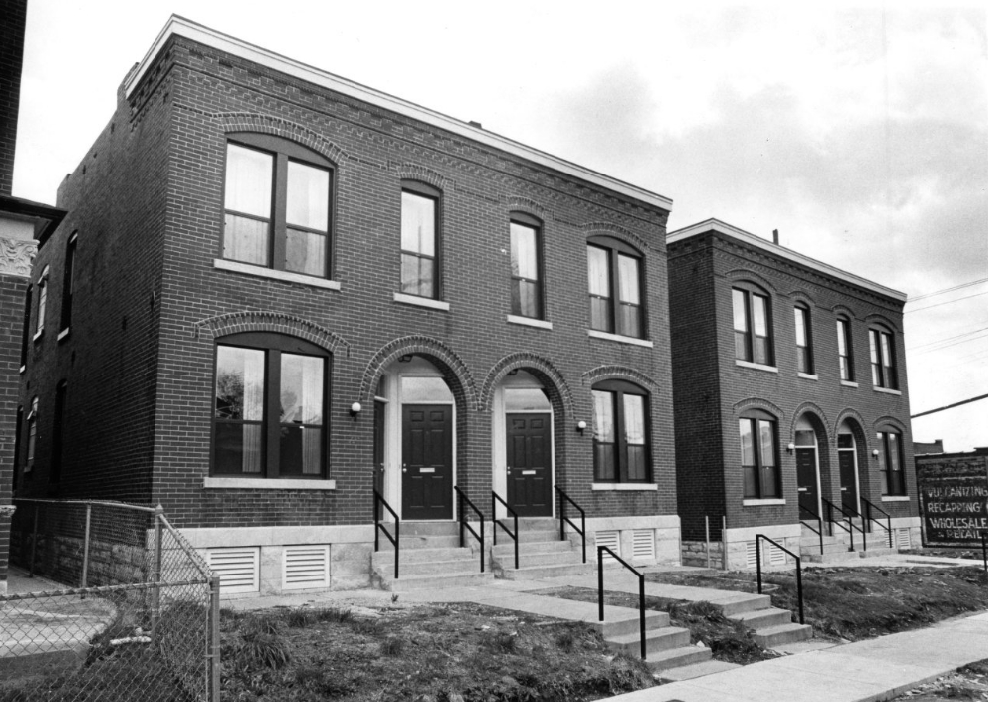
left=0, top=505, right=16, bottom=518
left=0, top=238, right=37, bottom=278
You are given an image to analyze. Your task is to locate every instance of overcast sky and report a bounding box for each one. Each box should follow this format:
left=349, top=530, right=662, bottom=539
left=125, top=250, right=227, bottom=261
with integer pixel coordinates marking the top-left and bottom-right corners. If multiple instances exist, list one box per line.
left=12, top=1, right=988, bottom=451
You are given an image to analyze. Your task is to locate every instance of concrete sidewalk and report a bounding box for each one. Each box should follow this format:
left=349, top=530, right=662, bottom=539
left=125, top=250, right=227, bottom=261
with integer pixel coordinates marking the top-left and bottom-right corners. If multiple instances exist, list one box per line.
left=609, top=610, right=988, bottom=702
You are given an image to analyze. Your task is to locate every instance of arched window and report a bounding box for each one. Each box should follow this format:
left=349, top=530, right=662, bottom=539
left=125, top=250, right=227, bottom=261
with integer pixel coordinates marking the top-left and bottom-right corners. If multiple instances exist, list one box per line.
left=732, top=284, right=773, bottom=366
left=509, top=212, right=544, bottom=320
left=869, top=327, right=898, bottom=390
left=213, top=333, right=330, bottom=478
left=223, top=133, right=334, bottom=278
left=739, top=409, right=779, bottom=498
left=587, top=236, right=645, bottom=339
left=400, top=180, right=442, bottom=299
left=793, top=303, right=813, bottom=374
left=591, top=379, right=650, bottom=482
left=836, top=315, right=854, bottom=381
left=876, top=427, right=906, bottom=495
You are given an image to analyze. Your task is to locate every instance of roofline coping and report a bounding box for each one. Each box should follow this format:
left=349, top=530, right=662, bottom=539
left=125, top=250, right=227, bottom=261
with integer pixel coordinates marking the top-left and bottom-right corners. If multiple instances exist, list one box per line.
left=667, top=218, right=907, bottom=302
left=126, top=15, right=674, bottom=212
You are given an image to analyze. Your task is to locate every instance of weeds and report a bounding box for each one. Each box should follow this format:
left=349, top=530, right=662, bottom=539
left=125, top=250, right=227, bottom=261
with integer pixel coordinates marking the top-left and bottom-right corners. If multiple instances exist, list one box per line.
left=482, top=630, right=517, bottom=654
left=315, top=606, right=352, bottom=623
left=286, top=607, right=315, bottom=628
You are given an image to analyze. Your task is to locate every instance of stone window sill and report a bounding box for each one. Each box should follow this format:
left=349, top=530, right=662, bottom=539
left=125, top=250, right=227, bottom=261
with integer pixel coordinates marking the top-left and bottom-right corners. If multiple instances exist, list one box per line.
left=586, top=330, right=653, bottom=348
left=797, top=373, right=818, bottom=380
left=591, top=482, right=657, bottom=491
left=507, top=315, right=552, bottom=330
left=743, top=498, right=786, bottom=506
left=213, top=258, right=342, bottom=291
left=393, top=292, right=450, bottom=311
left=736, top=360, right=778, bottom=373
left=881, top=495, right=910, bottom=502
left=57, top=328, right=70, bottom=342
left=874, top=386, right=902, bottom=396
left=203, top=477, right=337, bottom=490
left=841, top=380, right=859, bottom=388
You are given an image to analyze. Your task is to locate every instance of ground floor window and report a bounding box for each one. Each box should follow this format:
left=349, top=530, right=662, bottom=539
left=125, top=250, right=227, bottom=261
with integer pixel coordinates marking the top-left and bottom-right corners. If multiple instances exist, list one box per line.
left=877, top=429, right=906, bottom=495
left=214, top=333, right=329, bottom=477
left=592, top=380, right=650, bottom=482
left=740, top=410, right=779, bottom=498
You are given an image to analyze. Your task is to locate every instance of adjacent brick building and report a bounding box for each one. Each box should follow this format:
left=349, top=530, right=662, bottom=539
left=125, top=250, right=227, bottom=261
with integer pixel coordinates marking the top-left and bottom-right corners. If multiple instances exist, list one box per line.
left=15, top=17, right=680, bottom=593
left=667, top=219, right=920, bottom=569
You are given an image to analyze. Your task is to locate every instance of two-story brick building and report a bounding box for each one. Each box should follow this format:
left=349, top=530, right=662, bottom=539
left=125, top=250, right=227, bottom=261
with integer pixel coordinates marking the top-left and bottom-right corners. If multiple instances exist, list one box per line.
left=668, top=220, right=920, bottom=569
left=13, top=17, right=680, bottom=594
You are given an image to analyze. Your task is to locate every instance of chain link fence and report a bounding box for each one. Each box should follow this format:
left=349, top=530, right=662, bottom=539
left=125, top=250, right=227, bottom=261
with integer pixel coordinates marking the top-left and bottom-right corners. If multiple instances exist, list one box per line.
left=1, top=500, right=220, bottom=701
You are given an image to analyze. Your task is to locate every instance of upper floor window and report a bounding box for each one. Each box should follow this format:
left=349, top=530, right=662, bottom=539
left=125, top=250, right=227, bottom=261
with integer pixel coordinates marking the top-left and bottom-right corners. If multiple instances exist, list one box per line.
left=60, top=232, right=78, bottom=332
left=733, top=287, right=773, bottom=366
left=26, top=396, right=38, bottom=469
left=869, top=328, right=898, bottom=389
left=740, top=410, right=779, bottom=499
left=400, top=181, right=441, bottom=299
left=592, top=379, right=650, bottom=482
left=510, top=214, right=543, bottom=319
left=837, top=316, right=854, bottom=381
left=587, top=236, right=644, bottom=339
left=794, top=304, right=813, bottom=374
left=51, top=381, right=68, bottom=485
left=877, top=429, right=906, bottom=495
left=214, top=333, right=329, bottom=478
left=20, top=285, right=32, bottom=368
left=223, top=134, right=333, bottom=278
left=34, top=268, right=49, bottom=339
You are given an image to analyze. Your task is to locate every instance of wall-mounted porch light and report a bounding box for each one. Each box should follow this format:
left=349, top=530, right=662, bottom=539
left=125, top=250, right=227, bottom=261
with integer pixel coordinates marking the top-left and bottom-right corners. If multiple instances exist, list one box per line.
left=576, top=420, right=587, bottom=434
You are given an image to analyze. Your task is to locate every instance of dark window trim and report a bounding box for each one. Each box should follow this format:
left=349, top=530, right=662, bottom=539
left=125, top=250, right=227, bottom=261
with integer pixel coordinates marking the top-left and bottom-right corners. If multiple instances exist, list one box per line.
left=60, top=232, right=78, bottom=332
left=837, top=316, right=854, bottom=381
left=222, top=133, right=336, bottom=279
left=509, top=211, right=545, bottom=320
left=794, top=303, right=814, bottom=374
left=34, top=267, right=49, bottom=339
left=399, top=180, right=443, bottom=300
left=592, top=378, right=651, bottom=483
left=869, top=328, right=898, bottom=389
left=51, top=380, right=68, bottom=485
left=733, top=285, right=774, bottom=366
left=26, top=395, right=38, bottom=468
left=20, top=284, right=32, bottom=368
left=740, top=409, right=781, bottom=499
left=12, top=405, right=23, bottom=491
left=877, top=428, right=907, bottom=496
left=587, top=235, right=646, bottom=339
left=211, top=332, right=332, bottom=479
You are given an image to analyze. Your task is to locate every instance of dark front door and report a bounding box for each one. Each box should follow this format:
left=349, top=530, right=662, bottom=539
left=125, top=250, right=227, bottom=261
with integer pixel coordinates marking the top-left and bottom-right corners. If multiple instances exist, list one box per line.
left=796, top=447, right=818, bottom=519
left=402, top=404, right=453, bottom=520
left=506, top=412, right=552, bottom=517
left=839, top=450, right=859, bottom=515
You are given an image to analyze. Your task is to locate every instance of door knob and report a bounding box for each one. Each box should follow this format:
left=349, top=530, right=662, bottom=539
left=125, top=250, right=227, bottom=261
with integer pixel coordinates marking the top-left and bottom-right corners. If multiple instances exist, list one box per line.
left=402, top=468, right=407, bottom=473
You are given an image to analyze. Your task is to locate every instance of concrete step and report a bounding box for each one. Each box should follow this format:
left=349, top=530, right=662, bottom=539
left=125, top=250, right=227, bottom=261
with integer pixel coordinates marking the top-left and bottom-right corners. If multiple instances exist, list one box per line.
left=373, top=557, right=483, bottom=577
left=372, top=546, right=474, bottom=565
left=729, top=607, right=791, bottom=629
left=491, top=540, right=572, bottom=557
left=858, top=547, right=897, bottom=559
left=593, top=609, right=670, bottom=638
left=377, top=534, right=462, bottom=550
left=497, top=562, right=594, bottom=580
left=642, top=645, right=713, bottom=672
left=802, top=549, right=861, bottom=563
left=606, top=626, right=691, bottom=656
left=383, top=521, right=459, bottom=537
left=374, top=571, right=495, bottom=592
left=714, top=593, right=773, bottom=617
left=516, top=518, right=558, bottom=531
left=494, top=550, right=587, bottom=569
left=655, top=658, right=741, bottom=681
left=752, top=623, right=813, bottom=648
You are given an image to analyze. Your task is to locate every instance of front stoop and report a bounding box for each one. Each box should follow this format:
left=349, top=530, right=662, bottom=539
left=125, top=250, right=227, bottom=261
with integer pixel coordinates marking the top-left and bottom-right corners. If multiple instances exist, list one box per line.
left=371, top=522, right=491, bottom=592
left=491, top=518, right=593, bottom=580
left=720, top=597, right=813, bottom=648
left=593, top=610, right=711, bottom=672
left=800, top=523, right=898, bottom=563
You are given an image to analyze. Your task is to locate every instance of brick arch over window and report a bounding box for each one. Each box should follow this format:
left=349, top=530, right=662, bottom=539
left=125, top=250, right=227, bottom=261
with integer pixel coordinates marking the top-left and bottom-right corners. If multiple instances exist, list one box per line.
left=788, top=289, right=817, bottom=306
left=833, top=408, right=867, bottom=438
left=218, top=113, right=348, bottom=165
left=581, top=366, right=658, bottom=392
left=733, top=397, right=784, bottom=420
left=790, top=402, right=831, bottom=444
left=874, top=415, right=908, bottom=434
left=864, top=313, right=900, bottom=333
left=580, top=222, right=648, bottom=252
left=359, top=336, right=477, bottom=408
left=725, top=268, right=777, bottom=294
left=391, top=163, right=450, bottom=190
left=193, top=311, right=351, bottom=356
left=832, top=304, right=859, bottom=321
left=480, top=353, right=573, bottom=415
left=503, top=196, right=552, bottom=220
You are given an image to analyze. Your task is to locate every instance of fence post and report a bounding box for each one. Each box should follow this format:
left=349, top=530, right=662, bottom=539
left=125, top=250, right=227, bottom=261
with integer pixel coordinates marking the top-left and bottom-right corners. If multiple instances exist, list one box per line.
left=30, top=503, right=39, bottom=576
left=152, top=504, right=164, bottom=643
left=81, top=503, right=92, bottom=590
left=705, top=516, right=711, bottom=569
left=207, top=573, right=222, bottom=701
left=721, top=516, right=727, bottom=570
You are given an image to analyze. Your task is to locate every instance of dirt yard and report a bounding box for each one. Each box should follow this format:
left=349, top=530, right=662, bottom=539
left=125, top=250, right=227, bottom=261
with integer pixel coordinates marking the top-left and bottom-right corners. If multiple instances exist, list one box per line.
left=890, top=660, right=988, bottom=701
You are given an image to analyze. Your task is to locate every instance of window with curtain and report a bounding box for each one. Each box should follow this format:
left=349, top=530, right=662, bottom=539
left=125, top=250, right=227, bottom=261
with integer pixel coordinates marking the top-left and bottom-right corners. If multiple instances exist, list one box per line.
left=591, top=379, right=650, bottom=482
left=587, top=236, right=644, bottom=339
left=740, top=410, right=779, bottom=499
left=837, top=316, right=854, bottom=381
left=869, top=328, right=898, bottom=389
left=400, top=181, right=441, bottom=298
left=877, top=429, right=906, bottom=495
left=733, top=287, right=773, bottom=366
left=794, top=304, right=813, bottom=374
left=510, top=214, right=543, bottom=319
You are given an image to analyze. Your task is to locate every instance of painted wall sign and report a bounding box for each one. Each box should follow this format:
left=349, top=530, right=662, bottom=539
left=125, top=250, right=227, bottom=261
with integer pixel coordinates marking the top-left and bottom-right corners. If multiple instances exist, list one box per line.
left=917, top=456, right=988, bottom=546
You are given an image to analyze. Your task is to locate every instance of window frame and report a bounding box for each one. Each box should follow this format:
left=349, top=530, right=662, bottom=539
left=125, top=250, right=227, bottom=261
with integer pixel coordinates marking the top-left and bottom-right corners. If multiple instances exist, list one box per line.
left=33, top=267, right=49, bottom=340
left=211, top=332, right=332, bottom=480
left=591, top=379, right=651, bottom=483
left=26, top=396, right=38, bottom=471
left=733, top=286, right=774, bottom=366
left=587, top=236, right=646, bottom=339
left=793, top=303, right=814, bottom=374
left=20, top=284, right=32, bottom=369
left=877, top=429, right=907, bottom=496
left=221, top=133, right=335, bottom=279
left=869, top=328, right=898, bottom=389
left=837, top=316, right=854, bottom=381
left=399, top=180, right=443, bottom=300
left=508, top=212, right=545, bottom=320
left=60, top=232, right=78, bottom=333
left=739, top=409, right=781, bottom=499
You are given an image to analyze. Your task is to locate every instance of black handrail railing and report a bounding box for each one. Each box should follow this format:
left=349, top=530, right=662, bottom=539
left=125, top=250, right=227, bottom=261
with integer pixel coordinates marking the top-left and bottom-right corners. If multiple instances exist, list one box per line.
left=799, top=505, right=825, bottom=555
left=823, top=497, right=865, bottom=552
left=373, top=490, right=400, bottom=579
left=492, top=491, right=519, bottom=570
left=454, top=486, right=485, bottom=573
left=861, top=498, right=893, bottom=549
left=555, top=486, right=587, bottom=564
left=755, top=534, right=804, bottom=625
left=597, top=546, right=646, bottom=660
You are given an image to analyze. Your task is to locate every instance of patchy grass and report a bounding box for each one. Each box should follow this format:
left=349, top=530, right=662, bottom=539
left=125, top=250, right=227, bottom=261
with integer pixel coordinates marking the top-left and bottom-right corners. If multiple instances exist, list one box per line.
left=911, top=546, right=987, bottom=563
left=649, top=566, right=988, bottom=642
left=220, top=602, right=655, bottom=701
left=890, top=659, right=988, bottom=701
left=532, top=586, right=775, bottom=665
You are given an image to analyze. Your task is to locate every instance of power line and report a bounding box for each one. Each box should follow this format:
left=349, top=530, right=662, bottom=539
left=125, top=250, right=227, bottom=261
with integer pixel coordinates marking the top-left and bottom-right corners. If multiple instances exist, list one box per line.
left=908, top=276, right=988, bottom=303
left=911, top=392, right=988, bottom=419
left=905, top=290, right=988, bottom=315
left=907, top=325, right=988, bottom=353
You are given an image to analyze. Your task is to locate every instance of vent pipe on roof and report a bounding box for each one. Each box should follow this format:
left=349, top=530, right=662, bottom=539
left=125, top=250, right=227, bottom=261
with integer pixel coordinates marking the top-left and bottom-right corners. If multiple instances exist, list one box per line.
left=772, top=229, right=779, bottom=245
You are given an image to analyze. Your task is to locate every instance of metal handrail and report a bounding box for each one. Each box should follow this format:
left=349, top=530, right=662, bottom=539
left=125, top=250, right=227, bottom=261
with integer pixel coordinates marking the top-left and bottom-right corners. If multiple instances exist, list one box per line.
left=491, top=491, right=520, bottom=570
left=862, top=498, right=893, bottom=549
left=823, top=497, right=865, bottom=552
left=454, top=486, right=485, bottom=573
left=799, top=505, right=825, bottom=555
left=597, top=546, right=646, bottom=660
left=755, top=534, right=804, bottom=624
left=373, top=490, right=400, bottom=579
left=555, top=486, right=586, bottom=564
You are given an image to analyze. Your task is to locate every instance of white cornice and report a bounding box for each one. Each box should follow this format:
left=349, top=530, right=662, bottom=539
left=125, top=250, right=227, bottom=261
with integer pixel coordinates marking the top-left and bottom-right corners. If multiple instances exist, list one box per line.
left=126, top=16, right=673, bottom=212
left=667, top=218, right=907, bottom=302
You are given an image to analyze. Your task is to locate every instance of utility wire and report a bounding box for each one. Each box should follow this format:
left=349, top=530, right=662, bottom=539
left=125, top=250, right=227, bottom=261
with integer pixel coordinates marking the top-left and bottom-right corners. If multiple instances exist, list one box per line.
left=905, top=290, right=988, bottom=315
left=908, top=325, right=988, bottom=352
left=912, top=393, right=988, bottom=419
left=908, top=276, right=988, bottom=303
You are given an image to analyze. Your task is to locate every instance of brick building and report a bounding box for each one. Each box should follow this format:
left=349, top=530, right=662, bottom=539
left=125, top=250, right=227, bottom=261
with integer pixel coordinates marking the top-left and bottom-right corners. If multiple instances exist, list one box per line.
left=15, top=17, right=680, bottom=594
left=667, top=219, right=920, bottom=569
left=0, top=0, right=65, bottom=594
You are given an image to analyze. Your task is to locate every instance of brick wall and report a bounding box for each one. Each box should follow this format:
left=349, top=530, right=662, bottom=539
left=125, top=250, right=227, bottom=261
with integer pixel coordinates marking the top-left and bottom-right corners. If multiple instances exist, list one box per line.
left=0, top=0, right=27, bottom=196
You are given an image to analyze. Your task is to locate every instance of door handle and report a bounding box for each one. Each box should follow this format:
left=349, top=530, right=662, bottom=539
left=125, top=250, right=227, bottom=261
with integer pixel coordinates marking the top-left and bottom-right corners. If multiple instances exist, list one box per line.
left=402, top=467, right=407, bottom=473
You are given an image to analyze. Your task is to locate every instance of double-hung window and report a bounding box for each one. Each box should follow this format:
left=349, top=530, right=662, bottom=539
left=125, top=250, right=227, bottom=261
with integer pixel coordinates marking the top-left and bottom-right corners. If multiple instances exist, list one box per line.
left=794, top=304, right=813, bottom=374
left=587, top=237, right=644, bottom=339
left=214, top=333, right=329, bottom=478
left=60, top=232, right=77, bottom=333
left=740, top=411, right=780, bottom=499
left=34, top=267, right=49, bottom=339
left=26, top=396, right=38, bottom=470
left=733, top=288, right=772, bottom=366
left=592, top=380, right=650, bottom=482
left=837, top=316, right=854, bottom=381
left=223, top=135, right=333, bottom=278
left=20, top=285, right=32, bottom=368
left=400, top=182, right=441, bottom=299
left=509, top=214, right=543, bottom=319
left=877, top=430, right=906, bottom=495
left=869, top=329, right=898, bottom=389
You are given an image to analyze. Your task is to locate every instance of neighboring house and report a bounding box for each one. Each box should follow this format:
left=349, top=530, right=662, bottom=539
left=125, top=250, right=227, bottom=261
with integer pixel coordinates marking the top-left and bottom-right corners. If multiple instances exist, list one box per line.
left=914, top=439, right=945, bottom=456
left=667, top=220, right=920, bottom=570
left=15, top=17, right=679, bottom=595
left=0, top=0, right=66, bottom=594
